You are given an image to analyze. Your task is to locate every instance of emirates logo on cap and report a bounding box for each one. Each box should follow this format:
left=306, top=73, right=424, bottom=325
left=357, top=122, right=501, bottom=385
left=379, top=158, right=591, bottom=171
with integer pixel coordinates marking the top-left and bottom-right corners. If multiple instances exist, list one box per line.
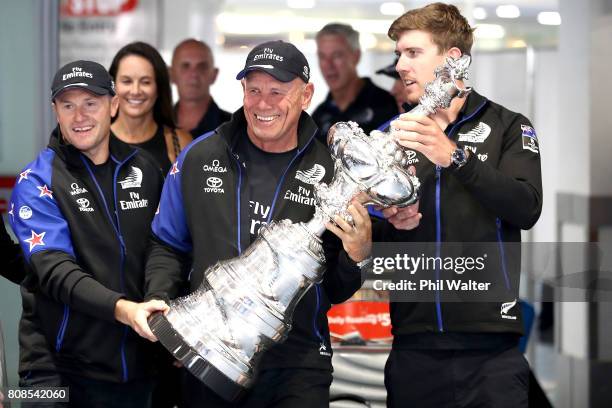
left=236, top=40, right=310, bottom=84
left=62, top=66, right=94, bottom=81
left=51, top=60, right=116, bottom=99
left=253, top=48, right=284, bottom=62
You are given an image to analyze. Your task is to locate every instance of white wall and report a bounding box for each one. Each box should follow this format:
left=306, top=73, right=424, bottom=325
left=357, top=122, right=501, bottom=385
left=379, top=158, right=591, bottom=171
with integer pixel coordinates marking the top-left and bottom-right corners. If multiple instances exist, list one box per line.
left=470, top=49, right=560, bottom=243
left=0, top=1, right=52, bottom=174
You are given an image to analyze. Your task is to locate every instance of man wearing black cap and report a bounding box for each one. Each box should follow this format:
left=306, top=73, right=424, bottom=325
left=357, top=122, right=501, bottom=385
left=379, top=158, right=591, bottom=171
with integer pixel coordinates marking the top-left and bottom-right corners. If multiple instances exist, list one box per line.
left=9, top=60, right=166, bottom=407
left=129, top=40, right=372, bottom=407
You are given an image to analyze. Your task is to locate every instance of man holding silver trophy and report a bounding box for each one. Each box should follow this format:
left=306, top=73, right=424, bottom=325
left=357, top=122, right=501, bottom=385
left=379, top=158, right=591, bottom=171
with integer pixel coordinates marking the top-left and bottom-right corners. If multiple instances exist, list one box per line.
left=123, top=41, right=373, bottom=407
left=378, top=3, right=543, bottom=408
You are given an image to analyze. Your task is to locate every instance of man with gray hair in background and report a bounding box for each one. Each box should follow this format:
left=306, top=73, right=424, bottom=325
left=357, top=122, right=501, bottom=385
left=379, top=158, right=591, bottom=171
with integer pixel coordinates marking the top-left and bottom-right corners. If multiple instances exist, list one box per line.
left=312, top=22, right=398, bottom=144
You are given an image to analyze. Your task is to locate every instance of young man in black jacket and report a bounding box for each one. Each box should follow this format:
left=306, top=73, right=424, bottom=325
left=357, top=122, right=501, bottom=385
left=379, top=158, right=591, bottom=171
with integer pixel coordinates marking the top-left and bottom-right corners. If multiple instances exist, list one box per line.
left=377, top=3, right=543, bottom=407
left=126, top=41, right=372, bottom=408
left=9, top=60, right=166, bottom=407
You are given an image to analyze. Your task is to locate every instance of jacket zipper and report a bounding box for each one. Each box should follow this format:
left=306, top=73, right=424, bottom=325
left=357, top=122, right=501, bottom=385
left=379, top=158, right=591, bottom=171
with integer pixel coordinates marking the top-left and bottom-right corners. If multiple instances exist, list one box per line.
left=434, top=99, right=489, bottom=332
left=313, top=284, right=325, bottom=346
left=111, top=155, right=132, bottom=382
left=231, top=154, right=244, bottom=255
left=81, top=151, right=136, bottom=382
left=434, top=166, right=443, bottom=332
left=496, top=218, right=511, bottom=290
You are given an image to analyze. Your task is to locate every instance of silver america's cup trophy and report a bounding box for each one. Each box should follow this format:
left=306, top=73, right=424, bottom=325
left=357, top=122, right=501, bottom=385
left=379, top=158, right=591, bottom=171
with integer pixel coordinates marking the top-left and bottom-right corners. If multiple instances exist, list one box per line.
left=148, top=55, right=472, bottom=401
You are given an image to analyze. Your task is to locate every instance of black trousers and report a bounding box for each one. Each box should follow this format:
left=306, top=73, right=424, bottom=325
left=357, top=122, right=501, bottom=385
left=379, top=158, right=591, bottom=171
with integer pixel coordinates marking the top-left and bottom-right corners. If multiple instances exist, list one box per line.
left=181, top=367, right=332, bottom=408
left=19, top=370, right=153, bottom=408
left=151, top=348, right=183, bottom=408
left=384, top=346, right=529, bottom=408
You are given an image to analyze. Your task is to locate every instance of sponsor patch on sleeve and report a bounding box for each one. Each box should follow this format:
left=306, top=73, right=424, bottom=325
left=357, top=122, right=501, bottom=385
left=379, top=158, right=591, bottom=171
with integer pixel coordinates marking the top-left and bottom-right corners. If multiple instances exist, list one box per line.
left=521, top=124, right=539, bottom=154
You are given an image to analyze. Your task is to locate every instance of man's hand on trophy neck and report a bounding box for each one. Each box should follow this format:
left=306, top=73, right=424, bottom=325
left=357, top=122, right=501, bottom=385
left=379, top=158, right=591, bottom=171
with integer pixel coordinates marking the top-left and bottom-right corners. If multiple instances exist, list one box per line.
left=325, top=202, right=372, bottom=263
left=432, top=96, right=464, bottom=127
left=392, top=113, right=457, bottom=167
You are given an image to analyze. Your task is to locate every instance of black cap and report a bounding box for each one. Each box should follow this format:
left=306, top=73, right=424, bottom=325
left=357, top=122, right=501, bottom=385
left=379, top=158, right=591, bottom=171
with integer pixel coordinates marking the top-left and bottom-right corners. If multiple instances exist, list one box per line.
left=236, top=40, right=310, bottom=83
left=51, top=60, right=116, bottom=100
left=376, top=58, right=400, bottom=79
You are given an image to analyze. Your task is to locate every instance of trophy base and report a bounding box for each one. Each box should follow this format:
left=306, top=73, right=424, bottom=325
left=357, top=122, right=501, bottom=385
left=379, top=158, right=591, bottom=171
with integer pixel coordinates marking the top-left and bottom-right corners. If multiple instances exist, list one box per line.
left=148, top=313, right=246, bottom=402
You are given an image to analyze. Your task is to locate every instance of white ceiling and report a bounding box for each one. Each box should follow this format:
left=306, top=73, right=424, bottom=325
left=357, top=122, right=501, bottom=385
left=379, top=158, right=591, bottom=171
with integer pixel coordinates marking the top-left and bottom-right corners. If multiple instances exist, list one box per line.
left=219, top=0, right=560, bottom=50
left=223, top=0, right=559, bottom=18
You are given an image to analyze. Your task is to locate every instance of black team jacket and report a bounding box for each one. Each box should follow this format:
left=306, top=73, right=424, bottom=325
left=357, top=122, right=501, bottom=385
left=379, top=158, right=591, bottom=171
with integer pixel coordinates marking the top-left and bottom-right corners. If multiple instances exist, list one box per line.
left=10, top=128, right=163, bottom=381
left=376, top=91, right=542, bottom=347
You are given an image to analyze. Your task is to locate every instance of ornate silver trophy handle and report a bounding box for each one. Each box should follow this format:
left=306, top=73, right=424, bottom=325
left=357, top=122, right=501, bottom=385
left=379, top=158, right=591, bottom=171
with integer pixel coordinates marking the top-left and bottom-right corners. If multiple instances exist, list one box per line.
left=322, top=54, right=472, bottom=220
left=411, top=54, right=472, bottom=116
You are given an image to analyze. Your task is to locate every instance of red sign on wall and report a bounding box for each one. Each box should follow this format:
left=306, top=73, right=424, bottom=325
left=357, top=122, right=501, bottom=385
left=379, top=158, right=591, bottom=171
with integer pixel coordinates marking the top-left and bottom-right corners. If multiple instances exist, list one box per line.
left=328, top=301, right=392, bottom=343
left=61, top=0, right=139, bottom=17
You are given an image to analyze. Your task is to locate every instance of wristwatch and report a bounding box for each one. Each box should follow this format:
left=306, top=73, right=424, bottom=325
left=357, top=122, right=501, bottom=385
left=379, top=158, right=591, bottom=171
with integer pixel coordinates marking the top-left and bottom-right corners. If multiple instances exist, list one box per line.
left=449, top=145, right=470, bottom=170
left=356, top=256, right=373, bottom=271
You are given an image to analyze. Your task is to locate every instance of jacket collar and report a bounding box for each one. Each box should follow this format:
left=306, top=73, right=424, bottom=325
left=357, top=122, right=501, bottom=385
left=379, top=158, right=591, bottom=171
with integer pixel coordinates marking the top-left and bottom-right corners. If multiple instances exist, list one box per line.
left=48, top=125, right=137, bottom=168
left=216, top=107, right=318, bottom=154
left=457, top=90, right=488, bottom=120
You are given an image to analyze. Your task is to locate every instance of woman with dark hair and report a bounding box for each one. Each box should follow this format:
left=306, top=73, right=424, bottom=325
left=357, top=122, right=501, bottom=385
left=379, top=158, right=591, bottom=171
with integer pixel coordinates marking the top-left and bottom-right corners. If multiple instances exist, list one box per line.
left=109, top=41, right=191, bottom=174
left=110, top=42, right=190, bottom=407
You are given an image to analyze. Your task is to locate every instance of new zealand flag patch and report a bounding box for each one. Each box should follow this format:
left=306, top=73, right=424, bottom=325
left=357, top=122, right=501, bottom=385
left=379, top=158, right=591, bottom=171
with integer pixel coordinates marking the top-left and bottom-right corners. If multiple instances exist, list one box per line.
left=521, top=124, right=539, bottom=154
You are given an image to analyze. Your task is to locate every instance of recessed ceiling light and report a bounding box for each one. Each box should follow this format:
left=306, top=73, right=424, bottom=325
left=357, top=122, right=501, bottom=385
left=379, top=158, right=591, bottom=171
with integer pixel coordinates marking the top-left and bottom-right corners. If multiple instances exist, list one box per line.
left=508, top=39, right=527, bottom=48
left=496, top=5, right=520, bottom=19
left=287, top=0, right=315, bottom=9
left=537, top=11, right=561, bottom=25
left=380, top=2, right=405, bottom=16
left=474, top=24, right=506, bottom=39
left=473, top=7, right=487, bottom=20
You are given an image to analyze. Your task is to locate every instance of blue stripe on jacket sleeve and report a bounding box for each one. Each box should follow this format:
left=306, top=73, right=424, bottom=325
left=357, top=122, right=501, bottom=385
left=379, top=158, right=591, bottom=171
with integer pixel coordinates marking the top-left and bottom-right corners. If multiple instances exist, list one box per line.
left=9, top=149, right=75, bottom=261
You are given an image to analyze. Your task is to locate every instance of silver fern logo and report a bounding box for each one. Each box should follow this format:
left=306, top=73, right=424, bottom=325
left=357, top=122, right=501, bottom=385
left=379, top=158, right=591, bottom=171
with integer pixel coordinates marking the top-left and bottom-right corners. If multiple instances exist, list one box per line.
left=295, top=164, right=326, bottom=185
left=501, top=298, right=518, bottom=320
left=458, top=122, right=491, bottom=143
left=119, top=166, right=143, bottom=189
